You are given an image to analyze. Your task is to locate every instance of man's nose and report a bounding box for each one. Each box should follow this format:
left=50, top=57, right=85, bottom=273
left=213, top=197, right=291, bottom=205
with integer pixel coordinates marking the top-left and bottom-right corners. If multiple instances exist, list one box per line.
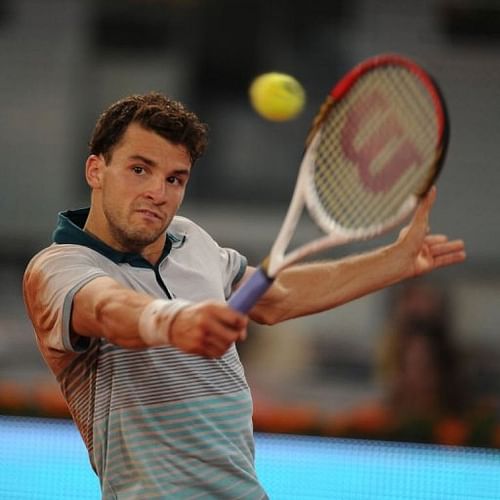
left=145, top=177, right=167, bottom=202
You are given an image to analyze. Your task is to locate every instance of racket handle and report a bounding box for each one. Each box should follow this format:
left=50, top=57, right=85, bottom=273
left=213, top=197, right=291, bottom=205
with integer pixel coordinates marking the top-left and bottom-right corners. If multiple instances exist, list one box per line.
left=228, top=267, right=274, bottom=314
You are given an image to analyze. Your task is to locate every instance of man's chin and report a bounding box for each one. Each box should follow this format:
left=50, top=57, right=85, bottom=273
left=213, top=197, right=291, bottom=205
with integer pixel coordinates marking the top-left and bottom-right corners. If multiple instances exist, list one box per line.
left=132, top=232, right=163, bottom=247
left=119, top=228, right=165, bottom=252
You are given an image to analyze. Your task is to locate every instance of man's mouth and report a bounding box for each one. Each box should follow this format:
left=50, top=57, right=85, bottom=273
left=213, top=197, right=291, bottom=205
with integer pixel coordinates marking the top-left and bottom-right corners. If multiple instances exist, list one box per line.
left=136, top=209, right=163, bottom=221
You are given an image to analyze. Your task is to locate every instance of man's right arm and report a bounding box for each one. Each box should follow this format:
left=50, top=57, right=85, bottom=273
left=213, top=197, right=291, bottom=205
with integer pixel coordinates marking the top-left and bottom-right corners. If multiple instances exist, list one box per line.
left=24, top=263, right=247, bottom=358
left=72, top=277, right=248, bottom=357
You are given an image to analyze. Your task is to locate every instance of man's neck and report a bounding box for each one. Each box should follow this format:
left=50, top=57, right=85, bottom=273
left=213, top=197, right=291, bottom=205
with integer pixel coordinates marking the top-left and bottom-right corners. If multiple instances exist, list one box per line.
left=84, top=208, right=166, bottom=266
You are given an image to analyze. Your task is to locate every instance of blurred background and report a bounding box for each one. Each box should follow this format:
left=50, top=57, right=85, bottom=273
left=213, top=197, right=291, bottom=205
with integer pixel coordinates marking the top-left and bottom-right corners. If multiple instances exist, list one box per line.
left=1, top=0, right=500, bottom=462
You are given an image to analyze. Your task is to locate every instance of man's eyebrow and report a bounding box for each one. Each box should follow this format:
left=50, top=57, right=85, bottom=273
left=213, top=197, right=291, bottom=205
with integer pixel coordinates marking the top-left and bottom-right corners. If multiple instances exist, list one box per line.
left=129, top=154, right=157, bottom=167
left=172, top=168, right=191, bottom=177
left=129, top=155, right=191, bottom=176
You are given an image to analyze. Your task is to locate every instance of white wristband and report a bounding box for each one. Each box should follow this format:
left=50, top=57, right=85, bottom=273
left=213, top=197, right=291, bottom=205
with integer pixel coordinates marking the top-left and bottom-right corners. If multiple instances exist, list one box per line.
left=138, top=299, right=192, bottom=347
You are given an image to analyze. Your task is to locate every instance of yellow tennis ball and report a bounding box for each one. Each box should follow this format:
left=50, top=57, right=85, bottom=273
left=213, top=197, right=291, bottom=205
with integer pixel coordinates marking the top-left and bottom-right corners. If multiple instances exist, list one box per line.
left=249, top=72, right=305, bottom=122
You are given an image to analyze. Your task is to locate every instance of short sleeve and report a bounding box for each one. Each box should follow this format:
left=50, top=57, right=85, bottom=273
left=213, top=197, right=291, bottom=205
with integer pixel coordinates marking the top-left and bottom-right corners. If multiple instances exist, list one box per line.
left=23, top=244, right=108, bottom=354
left=219, top=247, right=248, bottom=299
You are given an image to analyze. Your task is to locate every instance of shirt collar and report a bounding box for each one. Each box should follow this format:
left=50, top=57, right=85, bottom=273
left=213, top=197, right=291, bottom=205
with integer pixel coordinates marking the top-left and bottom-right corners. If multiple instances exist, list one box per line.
left=52, top=208, right=183, bottom=266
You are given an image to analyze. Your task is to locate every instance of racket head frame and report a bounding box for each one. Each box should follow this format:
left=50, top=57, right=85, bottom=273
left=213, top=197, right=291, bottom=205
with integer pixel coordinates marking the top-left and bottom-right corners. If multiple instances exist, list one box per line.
left=268, top=54, right=450, bottom=277
left=313, top=53, right=450, bottom=196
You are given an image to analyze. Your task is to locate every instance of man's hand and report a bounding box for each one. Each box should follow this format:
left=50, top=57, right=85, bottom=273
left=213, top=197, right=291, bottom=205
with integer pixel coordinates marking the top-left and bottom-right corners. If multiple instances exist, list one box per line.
left=396, top=186, right=466, bottom=278
left=169, top=301, right=248, bottom=358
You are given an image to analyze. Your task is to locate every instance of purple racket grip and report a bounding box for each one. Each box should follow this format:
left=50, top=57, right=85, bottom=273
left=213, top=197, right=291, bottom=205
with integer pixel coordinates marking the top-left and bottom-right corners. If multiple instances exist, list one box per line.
left=228, top=267, right=274, bottom=313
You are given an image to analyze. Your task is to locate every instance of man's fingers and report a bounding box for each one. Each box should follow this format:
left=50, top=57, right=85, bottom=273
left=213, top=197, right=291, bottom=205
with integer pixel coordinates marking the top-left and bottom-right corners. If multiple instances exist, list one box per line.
left=215, top=305, right=248, bottom=330
left=430, top=239, right=466, bottom=255
left=421, top=236, right=466, bottom=271
left=170, top=301, right=249, bottom=358
left=424, top=234, right=448, bottom=244
left=433, top=250, right=467, bottom=269
left=190, top=303, right=248, bottom=356
left=202, top=319, right=235, bottom=345
left=424, top=233, right=465, bottom=255
left=198, top=325, right=245, bottom=358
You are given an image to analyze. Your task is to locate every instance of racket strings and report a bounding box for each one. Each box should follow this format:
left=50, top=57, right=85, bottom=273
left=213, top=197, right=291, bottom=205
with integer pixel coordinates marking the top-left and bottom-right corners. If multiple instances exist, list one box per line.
left=330, top=71, right=434, bottom=222
left=309, top=66, right=440, bottom=234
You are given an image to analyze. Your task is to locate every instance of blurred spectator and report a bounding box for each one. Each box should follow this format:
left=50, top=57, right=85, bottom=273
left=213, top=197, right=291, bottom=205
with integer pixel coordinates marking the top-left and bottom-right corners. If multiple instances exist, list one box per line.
left=323, top=280, right=500, bottom=447
left=377, top=280, right=465, bottom=420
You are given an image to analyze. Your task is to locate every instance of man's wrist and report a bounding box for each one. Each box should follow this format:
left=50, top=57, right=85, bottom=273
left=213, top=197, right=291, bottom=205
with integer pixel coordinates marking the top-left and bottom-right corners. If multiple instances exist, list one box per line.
left=138, top=299, right=192, bottom=346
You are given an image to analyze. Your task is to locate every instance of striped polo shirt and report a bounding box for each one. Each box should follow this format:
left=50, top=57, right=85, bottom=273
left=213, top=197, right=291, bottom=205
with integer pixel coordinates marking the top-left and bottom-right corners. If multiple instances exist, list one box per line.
left=23, top=208, right=268, bottom=499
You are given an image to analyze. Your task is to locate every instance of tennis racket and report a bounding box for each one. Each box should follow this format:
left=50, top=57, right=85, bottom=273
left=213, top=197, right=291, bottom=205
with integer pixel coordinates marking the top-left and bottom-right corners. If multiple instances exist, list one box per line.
left=229, top=53, right=449, bottom=313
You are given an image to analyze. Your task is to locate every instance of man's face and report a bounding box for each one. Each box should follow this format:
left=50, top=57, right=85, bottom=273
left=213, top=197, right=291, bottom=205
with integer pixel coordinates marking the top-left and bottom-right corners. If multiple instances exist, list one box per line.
left=93, top=123, right=192, bottom=253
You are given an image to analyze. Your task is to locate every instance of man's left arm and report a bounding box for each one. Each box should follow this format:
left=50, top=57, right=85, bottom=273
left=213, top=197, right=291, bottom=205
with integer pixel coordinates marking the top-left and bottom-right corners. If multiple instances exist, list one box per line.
left=243, top=187, right=466, bottom=325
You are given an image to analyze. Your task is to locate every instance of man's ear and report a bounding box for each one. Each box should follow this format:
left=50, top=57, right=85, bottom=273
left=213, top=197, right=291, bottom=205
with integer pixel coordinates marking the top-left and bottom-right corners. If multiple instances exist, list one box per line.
left=85, top=155, right=105, bottom=189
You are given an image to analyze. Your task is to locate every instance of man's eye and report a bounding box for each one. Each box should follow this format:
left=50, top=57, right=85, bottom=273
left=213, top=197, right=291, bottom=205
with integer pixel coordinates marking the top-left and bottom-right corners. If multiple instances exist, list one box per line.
left=167, top=176, right=180, bottom=185
left=132, top=166, right=145, bottom=174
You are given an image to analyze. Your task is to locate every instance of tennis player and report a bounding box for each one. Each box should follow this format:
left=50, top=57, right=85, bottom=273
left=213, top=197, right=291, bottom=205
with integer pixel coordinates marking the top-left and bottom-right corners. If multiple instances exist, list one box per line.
left=23, top=92, right=465, bottom=499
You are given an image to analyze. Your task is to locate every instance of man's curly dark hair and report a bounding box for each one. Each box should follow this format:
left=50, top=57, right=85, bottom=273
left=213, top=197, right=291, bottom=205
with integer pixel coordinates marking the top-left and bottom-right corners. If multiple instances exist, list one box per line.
left=89, top=92, right=209, bottom=164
